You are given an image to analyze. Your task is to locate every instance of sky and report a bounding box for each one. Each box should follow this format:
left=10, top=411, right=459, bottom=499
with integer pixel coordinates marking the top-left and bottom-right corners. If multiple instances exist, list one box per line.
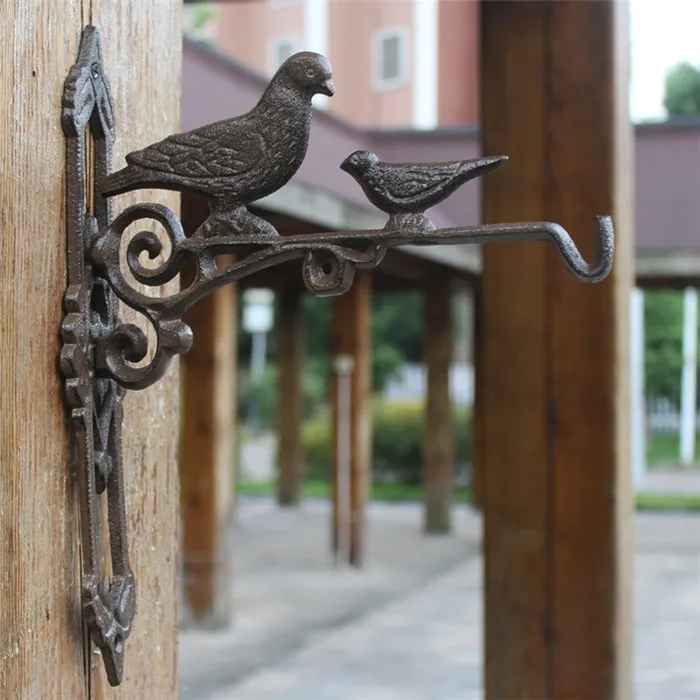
left=630, top=0, right=700, bottom=121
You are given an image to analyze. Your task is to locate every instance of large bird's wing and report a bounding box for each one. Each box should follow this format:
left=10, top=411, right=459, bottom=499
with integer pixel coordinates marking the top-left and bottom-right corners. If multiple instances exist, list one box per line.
left=371, top=162, right=465, bottom=202
left=126, top=118, right=265, bottom=180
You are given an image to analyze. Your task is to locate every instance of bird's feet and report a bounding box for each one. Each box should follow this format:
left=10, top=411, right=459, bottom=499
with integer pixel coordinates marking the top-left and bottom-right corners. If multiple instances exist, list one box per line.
left=383, top=213, right=436, bottom=233
left=196, top=205, right=280, bottom=239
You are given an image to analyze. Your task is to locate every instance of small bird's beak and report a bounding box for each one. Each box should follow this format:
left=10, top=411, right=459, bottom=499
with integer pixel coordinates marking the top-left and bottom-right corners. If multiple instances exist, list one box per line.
left=319, top=78, right=335, bottom=97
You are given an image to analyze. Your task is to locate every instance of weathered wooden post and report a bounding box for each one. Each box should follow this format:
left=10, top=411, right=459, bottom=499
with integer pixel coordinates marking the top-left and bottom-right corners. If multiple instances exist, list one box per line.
left=480, top=1, right=633, bottom=697
left=422, top=280, right=455, bottom=533
left=179, top=192, right=237, bottom=629
left=0, top=2, right=181, bottom=696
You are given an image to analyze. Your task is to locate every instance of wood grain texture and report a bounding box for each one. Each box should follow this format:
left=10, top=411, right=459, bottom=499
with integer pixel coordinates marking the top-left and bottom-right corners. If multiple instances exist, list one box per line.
left=331, top=272, right=372, bottom=567
left=276, top=290, right=305, bottom=506
left=1, top=1, right=182, bottom=697
left=65, top=1, right=184, bottom=695
left=0, top=3, right=89, bottom=697
left=480, top=2, right=633, bottom=698
left=422, top=281, right=454, bottom=533
left=89, top=2, right=182, bottom=696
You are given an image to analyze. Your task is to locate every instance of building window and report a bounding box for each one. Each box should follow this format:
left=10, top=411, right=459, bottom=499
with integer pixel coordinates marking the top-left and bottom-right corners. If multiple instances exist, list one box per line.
left=269, top=38, right=301, bottom=73
left=373, top=28, right=410, bottom=91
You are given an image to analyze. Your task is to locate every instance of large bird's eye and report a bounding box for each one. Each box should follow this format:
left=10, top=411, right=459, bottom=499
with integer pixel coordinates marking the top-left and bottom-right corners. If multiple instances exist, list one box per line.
left=306, top=69, right=315, bottom=79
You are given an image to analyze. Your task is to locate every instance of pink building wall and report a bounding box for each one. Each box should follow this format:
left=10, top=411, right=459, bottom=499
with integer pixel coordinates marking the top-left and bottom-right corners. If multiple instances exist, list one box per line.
left=438, top=0, right=479, bottom=126
left=207, top=0, right=480, bottom=129
left=214, top=2, right=305, bottom=77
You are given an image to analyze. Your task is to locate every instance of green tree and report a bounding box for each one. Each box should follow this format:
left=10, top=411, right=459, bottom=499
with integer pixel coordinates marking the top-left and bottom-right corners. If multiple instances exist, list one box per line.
left=644, top=290, right=684, bottom=403
left=301, top=291, right=424, bottom=392
left=663, top=62, right=700, bottom=117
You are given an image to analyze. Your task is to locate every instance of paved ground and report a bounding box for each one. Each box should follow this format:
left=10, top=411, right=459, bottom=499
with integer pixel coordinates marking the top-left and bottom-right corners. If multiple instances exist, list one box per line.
left=643, top=468, right=700, bottom=494
left=179, top=499, right=700, bottom=700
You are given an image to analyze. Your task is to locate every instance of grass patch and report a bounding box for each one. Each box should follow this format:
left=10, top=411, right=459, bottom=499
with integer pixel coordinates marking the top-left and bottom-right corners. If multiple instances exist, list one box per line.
left=238, top=480, right=700, bottom=512
left=237, top=479, right=472, bottom=504
left=635, top=492, right=700, bottom=512
left=647, top=433, right=700, bottom=467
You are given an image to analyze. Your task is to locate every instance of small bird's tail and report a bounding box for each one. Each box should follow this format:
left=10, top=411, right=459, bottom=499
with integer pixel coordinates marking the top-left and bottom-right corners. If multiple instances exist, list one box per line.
left=100, top=165, right=152, bottom=197
left=459, top=155, right=508, bottom=181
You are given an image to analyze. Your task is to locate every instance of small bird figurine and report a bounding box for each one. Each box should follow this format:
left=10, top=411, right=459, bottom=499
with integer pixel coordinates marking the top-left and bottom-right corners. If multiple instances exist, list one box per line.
left=340, top=150, right=508, bottom=231
left=101, top=52, right=334, bottom=237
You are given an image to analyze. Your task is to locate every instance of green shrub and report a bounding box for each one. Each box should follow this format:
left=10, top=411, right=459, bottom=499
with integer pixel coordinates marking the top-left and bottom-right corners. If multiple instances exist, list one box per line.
left=237, top=366, right=279, bottom=429
left=303, top=412, right=333, bottom=480
left=372, top=401, right=426, bottom=484
left=303, top=399, right=471, bottom=485
left=238, top=362, right=330, bottom=430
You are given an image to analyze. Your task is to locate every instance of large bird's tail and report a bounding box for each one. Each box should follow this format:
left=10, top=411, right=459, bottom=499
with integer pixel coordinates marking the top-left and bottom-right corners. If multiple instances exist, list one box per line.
left=100, top=165, right=154, bottom=197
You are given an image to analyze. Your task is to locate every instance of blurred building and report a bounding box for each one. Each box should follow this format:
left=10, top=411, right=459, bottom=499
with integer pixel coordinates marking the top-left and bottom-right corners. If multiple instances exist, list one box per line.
left=185, top=0, right=479, bottom=129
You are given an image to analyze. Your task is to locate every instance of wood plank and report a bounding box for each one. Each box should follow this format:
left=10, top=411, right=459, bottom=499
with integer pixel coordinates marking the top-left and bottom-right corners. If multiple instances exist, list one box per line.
left=331, top=272, right=372, bottom=567
left=0, top=3, right=88, bottom=696
left=276, top=290, right=305, bottom=506
left=480, top=2, right=633, bottom=698
left=422, top=281, right=455, bottom=533
left=86, top=1, right=182, bottom=696
left=470, top=283, right=484, bottom=510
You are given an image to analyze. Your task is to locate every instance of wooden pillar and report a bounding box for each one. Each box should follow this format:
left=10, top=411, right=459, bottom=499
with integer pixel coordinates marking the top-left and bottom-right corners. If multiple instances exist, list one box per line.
left=422, top=281, right=455, bottom=533
left=180, top=194, right=237, bottom=628
left=331, top=272, right=372, bottom=567
left=470, top=283, right=484, bottom=510
left=0, top=3, right=181, bottom=696
left=276, top=290, right=305, bottom=505
left=480, top=2, right=633, bottom=699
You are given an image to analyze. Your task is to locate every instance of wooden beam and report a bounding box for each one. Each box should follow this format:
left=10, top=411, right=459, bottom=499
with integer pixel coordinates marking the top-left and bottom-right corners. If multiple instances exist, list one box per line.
left=422, top=281, right=455, bottom=533
left=0, top=3, right=182, bottom=696
left=180, top=193, right=237, bottom=628
left=276, top=290, right=305, bottom=506
left=331, top=272, right=372, bottom=567
left=480, top=2, right=633, bottom=699
left=470, top=283, right=484, bottom=511
left=0, top=5, right=87, bottom=694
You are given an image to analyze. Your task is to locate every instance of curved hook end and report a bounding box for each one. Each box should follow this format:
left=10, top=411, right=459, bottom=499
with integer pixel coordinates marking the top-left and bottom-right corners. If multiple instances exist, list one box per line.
left=589, top=215, right=615, bottom=283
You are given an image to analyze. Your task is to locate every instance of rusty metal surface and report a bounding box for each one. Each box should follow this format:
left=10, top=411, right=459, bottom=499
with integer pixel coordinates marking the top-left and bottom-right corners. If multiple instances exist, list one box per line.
left=339, top=150, right=507, bottom=231
left=62, top=25, right=615, bottom=687
left=61, top=26, right=133, bottom=687
left=101, top=51, right=334, bottom=238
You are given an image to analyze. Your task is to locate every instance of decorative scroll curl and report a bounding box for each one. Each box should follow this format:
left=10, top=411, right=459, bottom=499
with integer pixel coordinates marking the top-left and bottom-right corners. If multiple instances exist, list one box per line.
left=89, top=204, right=390, bottom=389
left=89, top=204, right=614, bottom=393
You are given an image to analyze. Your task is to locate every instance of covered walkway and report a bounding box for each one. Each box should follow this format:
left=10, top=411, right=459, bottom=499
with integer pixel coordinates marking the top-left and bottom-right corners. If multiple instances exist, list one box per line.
left=180, top=500, right=700, bottom=700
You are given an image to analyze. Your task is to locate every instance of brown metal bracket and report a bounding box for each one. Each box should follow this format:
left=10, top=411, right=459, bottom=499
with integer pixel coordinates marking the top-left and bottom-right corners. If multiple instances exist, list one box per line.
left=61, top=25, right=615, bottom=686
left=61, top=26, right=133, bottom=686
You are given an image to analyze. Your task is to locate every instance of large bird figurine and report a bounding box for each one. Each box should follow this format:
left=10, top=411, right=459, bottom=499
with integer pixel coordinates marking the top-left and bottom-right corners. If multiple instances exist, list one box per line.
left=101, top=52, right=334, bottom=237
left=340, top=150, right=508, bottom=231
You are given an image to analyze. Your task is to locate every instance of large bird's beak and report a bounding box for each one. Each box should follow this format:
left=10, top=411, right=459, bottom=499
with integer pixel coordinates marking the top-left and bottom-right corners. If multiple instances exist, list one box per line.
left=319, top=78, right=335, bottom=97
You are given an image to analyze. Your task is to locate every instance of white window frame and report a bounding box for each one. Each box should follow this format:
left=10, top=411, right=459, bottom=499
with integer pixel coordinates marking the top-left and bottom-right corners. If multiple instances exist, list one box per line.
left=267, top=37, right=303, bottom=75
left=372, top=27, right=411, bottom=92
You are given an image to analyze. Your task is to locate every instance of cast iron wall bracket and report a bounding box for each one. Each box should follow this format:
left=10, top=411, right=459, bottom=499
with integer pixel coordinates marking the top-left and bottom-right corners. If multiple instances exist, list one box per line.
left=61, top=26, right=615, bottom=686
